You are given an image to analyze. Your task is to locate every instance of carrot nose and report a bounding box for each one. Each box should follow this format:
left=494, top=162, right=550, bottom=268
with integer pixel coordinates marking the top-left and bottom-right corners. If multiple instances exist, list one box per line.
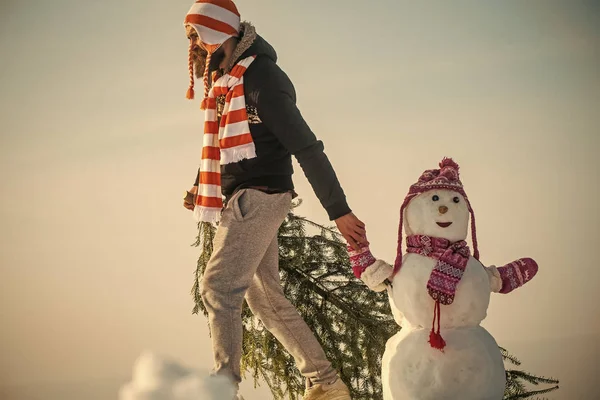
left=439, top=206, right=448, bottom=214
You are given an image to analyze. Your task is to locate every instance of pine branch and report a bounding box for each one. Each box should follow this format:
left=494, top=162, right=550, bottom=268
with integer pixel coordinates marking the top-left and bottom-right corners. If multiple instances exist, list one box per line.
left=291, top=215, right=339, bottom=237
left=190, top=222, right=215, bottom=316
left=281, top=264, right=384, bottom=344
left=505, top=384, right=559, bottom=399
left=507, top=370, right=559, bottom=386
left=500, top=346, right=522, bottom=366
left=503, top=348, right=560, bottom=400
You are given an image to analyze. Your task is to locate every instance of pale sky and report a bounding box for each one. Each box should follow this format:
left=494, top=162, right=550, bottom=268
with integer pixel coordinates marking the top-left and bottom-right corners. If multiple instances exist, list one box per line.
left=1, top=0, right=599, bottom=399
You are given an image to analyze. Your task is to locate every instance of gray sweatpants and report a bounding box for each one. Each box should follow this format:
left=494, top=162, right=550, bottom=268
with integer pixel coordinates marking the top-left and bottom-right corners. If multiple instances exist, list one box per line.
left=200, top=188, right=338, bottom=386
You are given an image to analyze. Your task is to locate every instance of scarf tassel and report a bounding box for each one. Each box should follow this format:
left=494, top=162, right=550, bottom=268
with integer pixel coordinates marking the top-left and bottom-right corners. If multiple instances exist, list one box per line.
left=429, top=301, right=446, bottom=352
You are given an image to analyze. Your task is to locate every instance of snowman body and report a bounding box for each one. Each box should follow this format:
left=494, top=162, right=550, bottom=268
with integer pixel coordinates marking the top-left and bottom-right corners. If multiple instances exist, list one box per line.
left=382, top=254, right=505, bottom=400
left=381, top=189, right=506, bottom=400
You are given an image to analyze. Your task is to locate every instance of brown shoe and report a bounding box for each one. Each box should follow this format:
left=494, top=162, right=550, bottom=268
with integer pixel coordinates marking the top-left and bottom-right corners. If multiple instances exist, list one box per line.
left=302, top=377, right=351, bottom=400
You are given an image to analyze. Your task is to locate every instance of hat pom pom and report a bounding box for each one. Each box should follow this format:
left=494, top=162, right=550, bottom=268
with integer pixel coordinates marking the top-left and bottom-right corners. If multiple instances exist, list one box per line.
left=439, top=157, right=459, bottom=170
left=439, top=157, right=460, bottom=180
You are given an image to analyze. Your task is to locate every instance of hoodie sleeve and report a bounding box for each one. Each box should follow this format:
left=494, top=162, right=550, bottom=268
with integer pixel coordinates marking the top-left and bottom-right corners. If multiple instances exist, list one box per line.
left=252, top=59, right=352, bottom=221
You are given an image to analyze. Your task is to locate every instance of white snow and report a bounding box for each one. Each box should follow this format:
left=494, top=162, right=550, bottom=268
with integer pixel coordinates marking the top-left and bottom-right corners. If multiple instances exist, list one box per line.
left=118, top=352, right=237, bottom=400
left=382, top=327, right=505, bottom=400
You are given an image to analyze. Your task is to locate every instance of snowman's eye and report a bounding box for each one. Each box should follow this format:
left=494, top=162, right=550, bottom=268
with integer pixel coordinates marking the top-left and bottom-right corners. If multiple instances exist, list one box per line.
left=432, top=195, right=440, bottom=201
left=453, top=197, right=460, bottom=203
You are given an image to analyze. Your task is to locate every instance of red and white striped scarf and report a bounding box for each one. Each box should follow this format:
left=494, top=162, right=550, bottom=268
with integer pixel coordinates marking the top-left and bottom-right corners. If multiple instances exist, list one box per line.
left=193, top=55, right=257, bottom=223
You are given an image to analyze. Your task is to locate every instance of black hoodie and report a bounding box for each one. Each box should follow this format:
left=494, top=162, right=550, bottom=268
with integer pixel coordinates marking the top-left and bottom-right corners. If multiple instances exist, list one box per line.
left=194, top=34, right=351, bottom=221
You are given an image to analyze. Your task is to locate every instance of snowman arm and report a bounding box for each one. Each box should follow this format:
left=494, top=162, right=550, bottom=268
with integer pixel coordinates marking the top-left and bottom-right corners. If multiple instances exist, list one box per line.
left=484, top=265, right=503, bottom=293
left=485, top=258, right=539, bottom=294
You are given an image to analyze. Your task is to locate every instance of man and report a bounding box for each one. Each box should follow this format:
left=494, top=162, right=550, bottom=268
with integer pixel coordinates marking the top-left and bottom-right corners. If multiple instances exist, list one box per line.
left=181, top=1, right=367, bottom=399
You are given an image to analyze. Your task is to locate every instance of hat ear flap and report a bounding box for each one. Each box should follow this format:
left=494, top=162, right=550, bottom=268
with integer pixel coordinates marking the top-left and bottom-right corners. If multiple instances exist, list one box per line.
left=393, top=206, right=404, bottom=276
left=393, top=197, right=413, bottom=277
left=468, top=201, right=479, bottom=260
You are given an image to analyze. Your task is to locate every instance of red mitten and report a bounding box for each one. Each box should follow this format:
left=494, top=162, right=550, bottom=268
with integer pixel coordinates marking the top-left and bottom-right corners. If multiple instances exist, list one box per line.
left=347, top=245, right=377, bottom=279
left=497, top=258, right=538, bottom=294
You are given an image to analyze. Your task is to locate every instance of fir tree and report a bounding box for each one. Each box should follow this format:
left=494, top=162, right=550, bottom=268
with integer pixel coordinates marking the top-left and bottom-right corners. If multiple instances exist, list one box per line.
left=191, top=201, right=559, bottom=400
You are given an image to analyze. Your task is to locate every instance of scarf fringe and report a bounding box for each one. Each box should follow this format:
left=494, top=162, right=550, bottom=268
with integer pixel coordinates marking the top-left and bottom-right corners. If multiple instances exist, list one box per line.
left=193, top=206, right=221, bottom=224
left=220, top=144, right=257, bottom=165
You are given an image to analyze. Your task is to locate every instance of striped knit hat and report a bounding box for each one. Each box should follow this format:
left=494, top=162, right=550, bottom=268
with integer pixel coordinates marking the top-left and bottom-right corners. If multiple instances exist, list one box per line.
left=392, top=157, right=480, bottom=276
left=184, top=0, right=241, bottom=100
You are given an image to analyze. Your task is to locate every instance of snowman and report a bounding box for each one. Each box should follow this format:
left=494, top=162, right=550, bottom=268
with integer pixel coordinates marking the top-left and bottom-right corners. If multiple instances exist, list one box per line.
left=348, top=158, right=538, bottom=400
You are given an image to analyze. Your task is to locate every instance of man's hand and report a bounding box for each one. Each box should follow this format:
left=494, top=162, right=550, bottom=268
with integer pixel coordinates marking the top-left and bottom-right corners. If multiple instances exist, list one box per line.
left=183, top=186, right=198, bottom=211
left=335, top=212, right=368, bottom=251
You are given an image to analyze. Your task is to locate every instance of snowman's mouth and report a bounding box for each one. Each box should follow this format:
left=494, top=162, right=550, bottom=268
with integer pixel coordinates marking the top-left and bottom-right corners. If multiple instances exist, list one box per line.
left=436, top=222, right=453, bottom=228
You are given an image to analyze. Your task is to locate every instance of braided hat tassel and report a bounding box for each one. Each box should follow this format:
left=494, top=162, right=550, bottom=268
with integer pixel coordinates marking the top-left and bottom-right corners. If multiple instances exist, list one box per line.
left=186, top=39, right=195, bottom=100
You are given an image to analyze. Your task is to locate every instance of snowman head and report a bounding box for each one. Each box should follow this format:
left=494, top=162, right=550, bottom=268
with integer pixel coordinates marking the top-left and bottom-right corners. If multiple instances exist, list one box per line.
left=404, top=189, right=469, bottom=242
left=393, top=158, right=479, bottom=275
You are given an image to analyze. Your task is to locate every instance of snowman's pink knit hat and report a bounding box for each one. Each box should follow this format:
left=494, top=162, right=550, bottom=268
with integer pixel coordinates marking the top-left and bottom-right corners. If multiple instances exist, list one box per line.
left=392, top=157, right=480, bottom=276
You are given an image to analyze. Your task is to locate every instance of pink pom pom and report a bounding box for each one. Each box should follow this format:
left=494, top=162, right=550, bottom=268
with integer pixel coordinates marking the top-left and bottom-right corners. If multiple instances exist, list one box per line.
left=439, top=157, right=460, bottom=171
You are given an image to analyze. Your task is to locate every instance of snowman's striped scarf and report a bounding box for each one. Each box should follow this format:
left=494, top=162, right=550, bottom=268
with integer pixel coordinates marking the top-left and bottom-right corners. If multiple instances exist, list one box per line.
left=194, top=55, right=256, bottom=223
